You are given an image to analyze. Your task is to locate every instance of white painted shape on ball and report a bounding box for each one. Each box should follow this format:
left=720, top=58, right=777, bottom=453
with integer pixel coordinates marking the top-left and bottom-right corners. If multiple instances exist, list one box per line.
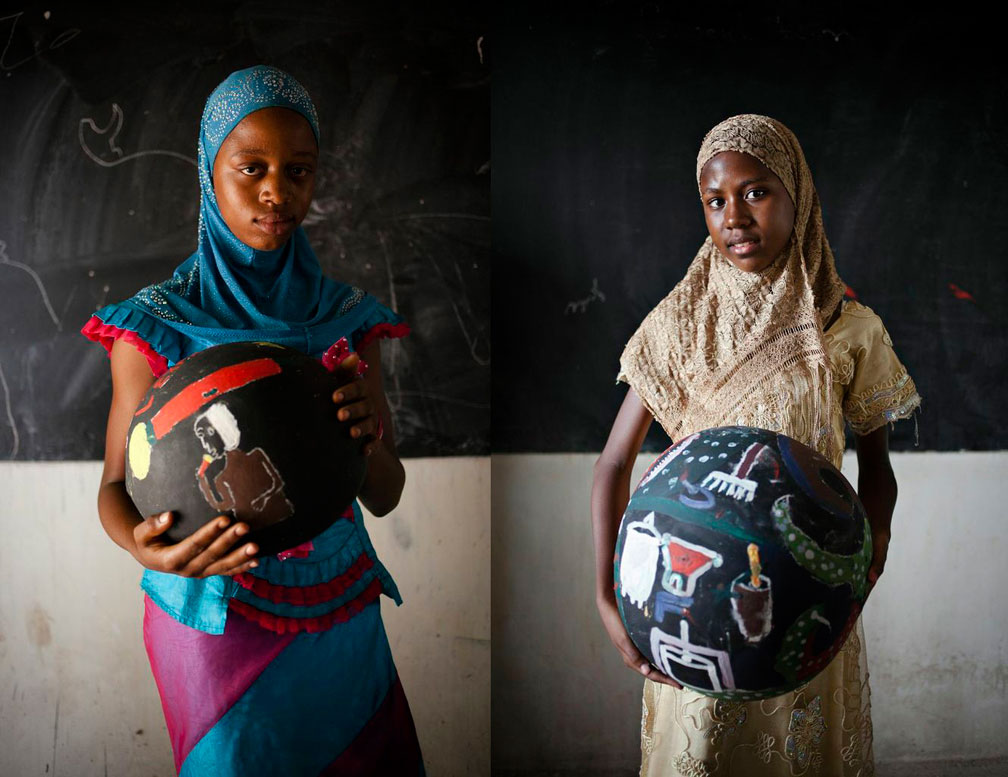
left=620, top=512, right=663, bottom=609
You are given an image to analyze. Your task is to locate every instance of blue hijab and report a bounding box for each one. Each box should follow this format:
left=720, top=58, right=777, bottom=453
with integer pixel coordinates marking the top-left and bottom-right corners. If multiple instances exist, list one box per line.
left=84, top=65, right=399, bottom=367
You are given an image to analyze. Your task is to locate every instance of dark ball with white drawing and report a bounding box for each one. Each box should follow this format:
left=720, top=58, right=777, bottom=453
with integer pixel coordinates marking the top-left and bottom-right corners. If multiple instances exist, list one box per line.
left=614, top=426, right=872, bottom=700
left=125, top=342, right=366, bottom=557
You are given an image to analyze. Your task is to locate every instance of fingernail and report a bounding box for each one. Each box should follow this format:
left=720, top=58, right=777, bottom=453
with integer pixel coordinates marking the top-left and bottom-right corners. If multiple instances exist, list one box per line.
left=339, top=410, right=348, bottom=420
left=249, top=561, right=258, bottom=568
left=235, top=525, right=247, bottom=535
left=640, top=663, right=650, bottom=675
left=246, top=545, right=258, bottom=555
left=158, top=512, right=169, bottom=524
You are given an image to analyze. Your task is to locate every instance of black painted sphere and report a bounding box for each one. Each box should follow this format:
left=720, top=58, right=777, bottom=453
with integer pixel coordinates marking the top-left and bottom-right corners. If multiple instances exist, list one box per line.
left=615, top=426, right=871, bottom=700
left=125, top=342, right=366, bottom=556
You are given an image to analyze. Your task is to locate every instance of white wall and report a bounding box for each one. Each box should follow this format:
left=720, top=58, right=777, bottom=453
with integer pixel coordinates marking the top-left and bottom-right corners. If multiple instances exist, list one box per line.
left=491, top=451, right=1008, bottom=772
left=0, top=457, right=489, bottom=777
left=5, top=451, right=1005, bottom=774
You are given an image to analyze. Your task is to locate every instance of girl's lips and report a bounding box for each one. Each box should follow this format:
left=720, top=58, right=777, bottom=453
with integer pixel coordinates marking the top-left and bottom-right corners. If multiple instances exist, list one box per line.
left=729, top=239, right=760, bottom=257
left=255, top=216, right=295, bottom=235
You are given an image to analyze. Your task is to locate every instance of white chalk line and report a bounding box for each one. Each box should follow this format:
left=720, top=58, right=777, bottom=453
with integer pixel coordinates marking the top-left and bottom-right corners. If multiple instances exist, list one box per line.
left=0, top=239, right=61, bottom=328
left=0, top=358, right=19, bottom=458
left=79, top=103, right=196, bottom=168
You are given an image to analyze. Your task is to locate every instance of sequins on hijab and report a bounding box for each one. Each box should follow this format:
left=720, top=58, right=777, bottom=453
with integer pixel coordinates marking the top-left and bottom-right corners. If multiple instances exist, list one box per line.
left=84, top=65, right=390, bottom=365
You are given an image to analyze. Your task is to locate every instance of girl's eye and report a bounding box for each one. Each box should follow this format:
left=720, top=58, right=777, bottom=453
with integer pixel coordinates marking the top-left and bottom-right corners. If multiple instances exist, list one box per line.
left=707, top=197, right=724, bottom=209
left=290, top=166, right=312, bottom=177
left=240, top=165, right=259, bottom=175
left=745, top=189, right=766, bottom=200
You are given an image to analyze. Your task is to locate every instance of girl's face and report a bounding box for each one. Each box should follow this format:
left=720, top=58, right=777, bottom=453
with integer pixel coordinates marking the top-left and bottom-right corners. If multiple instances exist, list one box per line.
left=211, top=107, right=318, bottom=251
left=699, top=151, right=795, bottom=273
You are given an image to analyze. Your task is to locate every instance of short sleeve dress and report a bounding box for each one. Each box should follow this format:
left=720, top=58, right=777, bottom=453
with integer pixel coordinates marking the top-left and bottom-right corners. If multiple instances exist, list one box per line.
left=635, top=299, right=920, bottom=777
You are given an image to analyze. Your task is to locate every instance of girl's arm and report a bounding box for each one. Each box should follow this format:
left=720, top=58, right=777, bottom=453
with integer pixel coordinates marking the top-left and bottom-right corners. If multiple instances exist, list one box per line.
left=854, top=424, right=898, bottom=588
left=330, top=340, right=405, bottom=516
left=98, top=339, right=259, bottom=577
left=591, top=388, right=681, bottom=687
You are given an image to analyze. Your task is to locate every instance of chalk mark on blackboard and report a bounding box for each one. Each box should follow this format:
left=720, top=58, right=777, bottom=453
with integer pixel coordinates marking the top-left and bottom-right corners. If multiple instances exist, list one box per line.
left=377, top=230, right=403, bottom=415
left=452, top=260, right=489, bottom=366
left=389, top=390, right=489, bottom=410
left=565, top=278, right=606, bottom=314
left=0, top=358, right=19, bottom=458
left=60, top=283, right=78, bottom=321
left=1, top=11, right=80, bottom=72
left=423, top=252, right=489, bottom=367
left=476, top=36, right=485, bottom=65
left=79, top=104, right=197, bottom=168
left=393, top=213, right=490, bottom=223
left=0, top=240, right=61, bottom=330
left=949, top=282, right=975, bottom=302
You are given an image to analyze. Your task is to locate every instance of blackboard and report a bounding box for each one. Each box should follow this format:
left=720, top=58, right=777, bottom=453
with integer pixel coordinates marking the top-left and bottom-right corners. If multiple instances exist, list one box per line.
left=493, top=7, right=1008, bottom=453
left=0, top=2, right=489, bottom=459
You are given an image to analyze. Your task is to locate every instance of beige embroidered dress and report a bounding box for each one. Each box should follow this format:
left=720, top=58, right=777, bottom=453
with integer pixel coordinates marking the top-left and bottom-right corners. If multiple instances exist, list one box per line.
left=625, top=299, right=919, bottom=777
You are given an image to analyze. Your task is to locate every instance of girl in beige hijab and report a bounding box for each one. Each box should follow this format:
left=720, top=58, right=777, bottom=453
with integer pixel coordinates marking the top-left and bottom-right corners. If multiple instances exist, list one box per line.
left=591, top=114, right=920, bottom=776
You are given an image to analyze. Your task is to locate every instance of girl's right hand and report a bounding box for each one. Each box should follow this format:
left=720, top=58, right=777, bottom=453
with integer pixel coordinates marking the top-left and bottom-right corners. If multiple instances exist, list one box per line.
left=132, top=511, right=259, bottom=578
left=597, top=590, right=682, bottom=688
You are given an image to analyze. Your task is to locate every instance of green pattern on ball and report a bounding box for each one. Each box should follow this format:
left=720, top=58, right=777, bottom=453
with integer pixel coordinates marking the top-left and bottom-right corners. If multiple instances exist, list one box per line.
left=771, top=496, right=871, bottom=598
left=774, top=604, right=827, bottom=683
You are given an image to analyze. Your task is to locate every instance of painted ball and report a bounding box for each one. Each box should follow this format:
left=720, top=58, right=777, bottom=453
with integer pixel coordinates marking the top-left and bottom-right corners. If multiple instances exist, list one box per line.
left=615, top=426, right=871, bottom=700
left=125, top=342, right=366, bottom=557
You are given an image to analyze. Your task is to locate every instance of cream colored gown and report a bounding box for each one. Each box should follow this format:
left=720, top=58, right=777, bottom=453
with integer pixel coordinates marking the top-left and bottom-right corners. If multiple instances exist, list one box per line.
left=637, top=300, right=920, bottom=777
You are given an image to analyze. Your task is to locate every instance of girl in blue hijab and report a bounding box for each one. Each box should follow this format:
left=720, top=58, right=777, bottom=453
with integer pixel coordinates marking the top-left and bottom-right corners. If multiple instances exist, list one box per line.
left=83, top=66, right=423, bottom=776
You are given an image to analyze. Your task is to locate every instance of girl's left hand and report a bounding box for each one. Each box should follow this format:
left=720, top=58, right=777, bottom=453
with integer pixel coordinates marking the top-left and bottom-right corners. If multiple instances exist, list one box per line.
left=329, top=351, right=381, bottom=456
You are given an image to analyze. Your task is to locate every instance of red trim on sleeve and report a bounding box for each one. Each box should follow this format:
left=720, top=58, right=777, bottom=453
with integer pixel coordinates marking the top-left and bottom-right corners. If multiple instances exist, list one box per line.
left=227, top=578, right=383, bottom=634
left=81, top=315, right=170, bottom=378
left=355, top=321, right=411, bottom=352
left=231, top=552, right=374, bottom=606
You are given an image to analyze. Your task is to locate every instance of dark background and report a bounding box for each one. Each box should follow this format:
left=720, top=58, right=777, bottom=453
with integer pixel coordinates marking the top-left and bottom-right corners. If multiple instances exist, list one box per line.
left=493, top=6, right=1007, bottom=453
left=0, top=1, right=489, bottom=459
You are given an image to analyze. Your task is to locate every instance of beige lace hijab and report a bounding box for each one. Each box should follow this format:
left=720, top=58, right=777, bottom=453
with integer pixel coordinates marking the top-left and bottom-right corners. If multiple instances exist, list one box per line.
left=619, top=114, right=847, bottom=459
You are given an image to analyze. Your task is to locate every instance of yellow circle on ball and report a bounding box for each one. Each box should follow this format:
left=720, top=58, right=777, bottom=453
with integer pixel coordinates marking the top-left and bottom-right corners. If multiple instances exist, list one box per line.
left=128, top=422, right=152, bottom=480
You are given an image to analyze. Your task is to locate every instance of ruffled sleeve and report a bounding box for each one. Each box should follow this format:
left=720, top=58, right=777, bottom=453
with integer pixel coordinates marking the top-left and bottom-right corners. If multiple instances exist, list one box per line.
left=81, top=303, right=188, bottom=378
left=839, top=302, right=921, bottom=435
left=350, top=298, right=410, bottom=353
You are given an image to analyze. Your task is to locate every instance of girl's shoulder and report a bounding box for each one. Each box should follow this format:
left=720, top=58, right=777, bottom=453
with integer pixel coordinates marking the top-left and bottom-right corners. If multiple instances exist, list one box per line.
left=824, top=299, right=899, bottom=389
left=825, top=299, right=894, bottom=349
left=826, top=300, right=921, bottom=433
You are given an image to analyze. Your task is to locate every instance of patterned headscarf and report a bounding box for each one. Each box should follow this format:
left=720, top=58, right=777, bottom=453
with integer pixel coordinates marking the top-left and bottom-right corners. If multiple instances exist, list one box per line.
left=619, top=115, right=847, bottom=459
left=84, top=65, right=389, bottom=367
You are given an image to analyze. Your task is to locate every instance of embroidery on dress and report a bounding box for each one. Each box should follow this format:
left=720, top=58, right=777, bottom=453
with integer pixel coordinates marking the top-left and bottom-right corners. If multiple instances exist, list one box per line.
left=704, top=699, right=747, bottom=746
left=823, top=330, right=855, bottom=386
left=755, top=731, right=775, bottom=764
left=845, top=369, right=920, bottom=434
left=641, top=683, right=656, bottom=769
left=841, top=731, right=862, bottom=767
left=672, top=751, right=713, bottom=777
left=786, top=694, right=826, bottom=772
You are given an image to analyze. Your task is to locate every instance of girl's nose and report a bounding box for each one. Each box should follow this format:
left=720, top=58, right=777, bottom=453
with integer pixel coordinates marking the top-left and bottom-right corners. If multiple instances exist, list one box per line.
left=259, top=170, right=291, bottom=205
left=723, top=199, right=752, bottom=228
